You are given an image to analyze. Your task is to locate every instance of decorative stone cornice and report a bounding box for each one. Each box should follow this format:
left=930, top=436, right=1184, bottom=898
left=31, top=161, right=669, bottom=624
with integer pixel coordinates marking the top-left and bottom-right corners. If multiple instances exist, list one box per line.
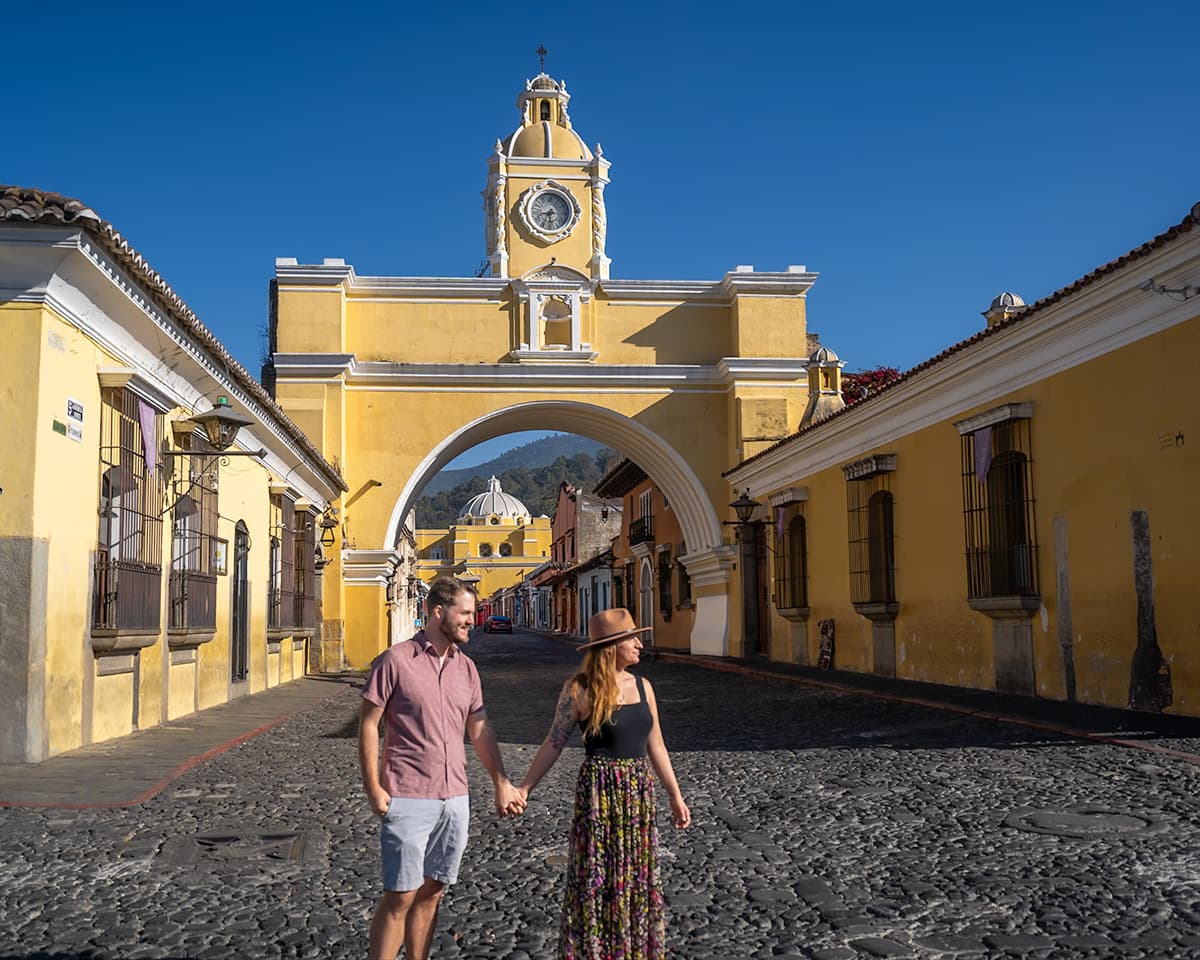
left=343, top=549, right=401, bottom=585
left=768, top=487, right=809, bottom=507
left=842, top=454, right=897, bottom=480
left=953, top=402, right=1035, bottom=435
left=96, top=367, right=174, bottom=413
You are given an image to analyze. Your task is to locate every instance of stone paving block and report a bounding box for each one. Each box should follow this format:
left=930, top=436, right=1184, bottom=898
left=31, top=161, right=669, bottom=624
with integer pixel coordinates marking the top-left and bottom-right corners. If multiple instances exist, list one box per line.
left=849, top=937, right=914, bottom=957
left=1058, top=934, right=1117, bottom=948
left=982, top=933, right=1056, bottom=952
left=914, top=933, right=987, bottom=953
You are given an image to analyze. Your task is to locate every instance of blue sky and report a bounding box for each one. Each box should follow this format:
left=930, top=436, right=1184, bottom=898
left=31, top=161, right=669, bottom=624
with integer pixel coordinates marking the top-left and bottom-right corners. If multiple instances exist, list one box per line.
left=5, top=1, right=1198, bottom=467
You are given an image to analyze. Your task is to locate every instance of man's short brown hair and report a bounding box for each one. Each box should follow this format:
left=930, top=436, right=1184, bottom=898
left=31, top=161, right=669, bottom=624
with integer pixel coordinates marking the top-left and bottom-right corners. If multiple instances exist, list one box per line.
left=425, top=576, right=478, bottom=615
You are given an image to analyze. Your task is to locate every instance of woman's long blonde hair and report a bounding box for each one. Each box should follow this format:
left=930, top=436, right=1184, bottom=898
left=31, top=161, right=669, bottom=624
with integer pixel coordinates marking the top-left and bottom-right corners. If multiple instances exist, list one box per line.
left=572, top=644, right=620, bottom=739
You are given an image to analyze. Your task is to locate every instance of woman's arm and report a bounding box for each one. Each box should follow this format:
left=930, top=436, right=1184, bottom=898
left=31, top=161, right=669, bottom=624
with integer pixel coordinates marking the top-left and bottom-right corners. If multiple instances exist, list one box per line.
left=644, top=679, right=691, bottom=828
left=519, top=679, right=583, bottom=798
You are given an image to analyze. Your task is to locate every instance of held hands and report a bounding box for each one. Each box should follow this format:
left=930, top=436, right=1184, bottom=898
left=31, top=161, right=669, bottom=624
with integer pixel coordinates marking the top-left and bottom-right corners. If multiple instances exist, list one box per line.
left=506, top=785, right=530, bottom=817
left=495, top=778, right=528, bottom=818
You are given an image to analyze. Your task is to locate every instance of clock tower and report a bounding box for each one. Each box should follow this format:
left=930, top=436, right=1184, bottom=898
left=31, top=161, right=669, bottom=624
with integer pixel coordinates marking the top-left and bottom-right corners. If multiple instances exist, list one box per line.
left=483, top=72, right=610, bottom=282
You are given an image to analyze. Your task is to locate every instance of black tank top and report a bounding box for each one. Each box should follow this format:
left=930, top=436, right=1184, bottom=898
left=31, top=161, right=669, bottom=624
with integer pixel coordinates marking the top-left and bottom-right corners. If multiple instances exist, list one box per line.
left=582, top=674, right=652, bottom=759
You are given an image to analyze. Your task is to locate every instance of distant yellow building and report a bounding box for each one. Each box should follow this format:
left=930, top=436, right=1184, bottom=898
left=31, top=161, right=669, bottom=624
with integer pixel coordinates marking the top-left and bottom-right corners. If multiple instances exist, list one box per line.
left=416, top=477, right=551, bottom=601
left=728, top=203, right=1200, bottom=717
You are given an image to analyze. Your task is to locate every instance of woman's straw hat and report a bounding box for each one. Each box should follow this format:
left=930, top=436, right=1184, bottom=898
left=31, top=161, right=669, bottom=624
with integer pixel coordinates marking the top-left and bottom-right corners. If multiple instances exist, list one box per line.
left=578, top=608, right=653, bottom=651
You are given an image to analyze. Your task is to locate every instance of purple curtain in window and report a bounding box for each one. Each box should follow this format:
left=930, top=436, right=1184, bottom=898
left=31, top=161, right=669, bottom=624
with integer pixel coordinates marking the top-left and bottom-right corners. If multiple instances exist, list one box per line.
left=973, top=425, right=993, bottom=483
left=138, top=400, right=157, bottom=474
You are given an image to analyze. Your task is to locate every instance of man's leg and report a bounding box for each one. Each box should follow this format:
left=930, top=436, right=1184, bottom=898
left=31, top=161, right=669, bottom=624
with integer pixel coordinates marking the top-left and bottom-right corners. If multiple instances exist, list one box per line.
left=403, top=878, right=446, bottom=960
left=368, top=888, right=417, bottom=960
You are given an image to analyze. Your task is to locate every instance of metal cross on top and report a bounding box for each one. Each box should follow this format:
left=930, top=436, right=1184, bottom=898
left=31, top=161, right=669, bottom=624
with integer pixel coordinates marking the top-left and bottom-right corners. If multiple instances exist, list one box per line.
left=537, top=45, right=548, bottom=71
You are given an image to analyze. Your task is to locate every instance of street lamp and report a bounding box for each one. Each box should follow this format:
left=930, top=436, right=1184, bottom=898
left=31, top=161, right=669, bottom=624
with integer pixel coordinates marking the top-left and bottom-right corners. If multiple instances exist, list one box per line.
left=729, top=490, right=761, bottom=525
left=319, top=508, right=339, bottom=548
left=190, top=396, right=257, bottom=453
left=725, top=489, right=767, bottom=659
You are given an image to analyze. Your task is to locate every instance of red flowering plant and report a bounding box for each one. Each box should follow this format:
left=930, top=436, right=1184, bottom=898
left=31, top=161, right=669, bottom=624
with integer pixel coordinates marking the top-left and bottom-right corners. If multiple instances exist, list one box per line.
left=841, top=366, right=902, bottom=406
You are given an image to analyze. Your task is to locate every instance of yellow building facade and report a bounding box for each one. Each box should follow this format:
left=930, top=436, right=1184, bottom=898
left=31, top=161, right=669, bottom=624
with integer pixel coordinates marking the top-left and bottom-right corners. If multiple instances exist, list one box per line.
left=415, top=476, right=552, bottom=601
left=269, top=72, right=818, bottom=667
left=0, top=187, right=345, bottom=762
left=728, top=204, right=1200, bottom=717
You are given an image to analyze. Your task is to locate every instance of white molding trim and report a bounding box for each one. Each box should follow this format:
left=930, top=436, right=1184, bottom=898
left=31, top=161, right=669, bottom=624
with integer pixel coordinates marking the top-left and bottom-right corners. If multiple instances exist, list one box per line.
left=273, top=354, right=808, bottom=391
left=717, top=357, right=810, bottom=383
left=953, top=402, right=1035, bottom=435
left=727, top=233, right=1200, bottom=495
left=343, top=549, right=401, bottom=585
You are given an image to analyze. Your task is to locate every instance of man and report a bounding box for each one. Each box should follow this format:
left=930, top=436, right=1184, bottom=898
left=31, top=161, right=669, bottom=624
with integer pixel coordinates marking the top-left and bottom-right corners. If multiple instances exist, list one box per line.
left=359, top=576, right=525, bottom=960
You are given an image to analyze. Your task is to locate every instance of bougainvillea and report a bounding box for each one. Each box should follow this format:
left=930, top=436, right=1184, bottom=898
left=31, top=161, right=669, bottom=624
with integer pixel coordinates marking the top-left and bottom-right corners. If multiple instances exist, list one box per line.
left=841, top=366, right=902, bottom=406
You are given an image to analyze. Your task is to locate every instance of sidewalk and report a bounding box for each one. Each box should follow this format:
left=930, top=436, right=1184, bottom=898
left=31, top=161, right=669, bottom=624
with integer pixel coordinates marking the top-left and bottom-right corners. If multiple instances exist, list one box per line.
left=654, top=649, right=1200, bottom=763
left=0, top=676, right=356, bottom=809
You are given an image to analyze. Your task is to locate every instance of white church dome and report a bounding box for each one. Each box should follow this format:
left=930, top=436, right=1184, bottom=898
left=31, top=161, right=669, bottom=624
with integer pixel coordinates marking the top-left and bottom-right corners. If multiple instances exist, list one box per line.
left=459, top=476, right=531, bottom=522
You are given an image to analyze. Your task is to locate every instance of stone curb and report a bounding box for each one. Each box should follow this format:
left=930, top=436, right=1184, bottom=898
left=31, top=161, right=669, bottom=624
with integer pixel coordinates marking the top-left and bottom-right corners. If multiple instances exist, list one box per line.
left=0, top=678, right=354, bottom=810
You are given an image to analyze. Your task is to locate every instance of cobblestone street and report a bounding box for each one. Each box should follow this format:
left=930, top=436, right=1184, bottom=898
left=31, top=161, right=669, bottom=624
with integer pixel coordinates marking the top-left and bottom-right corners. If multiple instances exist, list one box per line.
left=3, top=629, right=1200, bottom=959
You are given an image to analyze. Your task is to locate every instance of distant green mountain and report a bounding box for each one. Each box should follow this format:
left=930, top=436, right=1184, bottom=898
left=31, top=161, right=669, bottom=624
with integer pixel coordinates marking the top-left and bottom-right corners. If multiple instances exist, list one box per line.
left=421, top=433, right=609, bottom=496
left=415, top=447, right=618, bottom=528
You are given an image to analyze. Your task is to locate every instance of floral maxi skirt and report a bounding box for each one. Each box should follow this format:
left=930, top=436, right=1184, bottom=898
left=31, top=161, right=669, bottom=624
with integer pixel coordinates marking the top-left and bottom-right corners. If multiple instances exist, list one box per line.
left=558, top=756, right=665, bottom=960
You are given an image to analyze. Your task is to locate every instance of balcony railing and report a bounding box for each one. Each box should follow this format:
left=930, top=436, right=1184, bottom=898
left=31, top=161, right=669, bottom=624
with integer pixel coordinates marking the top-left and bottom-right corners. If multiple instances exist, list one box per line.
left=168, top=570, right=217, bottom=632
left=629, top=515, right=655, bottom=546
left=93, top=556, right=163, bottom=633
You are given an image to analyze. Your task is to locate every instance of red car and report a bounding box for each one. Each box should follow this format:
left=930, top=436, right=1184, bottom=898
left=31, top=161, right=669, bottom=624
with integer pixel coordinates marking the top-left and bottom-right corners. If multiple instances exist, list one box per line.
left=484, top=615, right=513, bottom=634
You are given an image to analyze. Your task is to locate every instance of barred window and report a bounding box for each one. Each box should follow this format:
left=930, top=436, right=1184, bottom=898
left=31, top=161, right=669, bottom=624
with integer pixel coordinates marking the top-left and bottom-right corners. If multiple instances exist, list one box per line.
left=268, top=492, right=296, bottom=631
left=676, top=542, right=692, bottom=608
left=960, top=415, right=1038, bottom=599
left=844, top=456, right=896, bottom=605
left=657, top=548, right=673, bottom=621
left=94, top=387, right=165, bottom=634
left=293, top=508, right=317, bottom=632
left=773, top=503, right=808, bottom=609
left=168, top=434, right=218, bottom=633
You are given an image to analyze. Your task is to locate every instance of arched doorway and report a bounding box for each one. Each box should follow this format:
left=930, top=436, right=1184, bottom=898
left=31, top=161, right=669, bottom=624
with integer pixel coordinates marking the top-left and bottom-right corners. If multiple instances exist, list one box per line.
left=638, top=558, right=654, bottom=643
left=379, top=401, right=732, bottom=656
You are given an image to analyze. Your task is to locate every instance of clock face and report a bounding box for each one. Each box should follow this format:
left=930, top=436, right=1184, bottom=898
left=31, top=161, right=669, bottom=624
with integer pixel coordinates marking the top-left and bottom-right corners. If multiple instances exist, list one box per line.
left=531, top=190, right=572, bottom=231
left=518, top=181, right=580, bottom=242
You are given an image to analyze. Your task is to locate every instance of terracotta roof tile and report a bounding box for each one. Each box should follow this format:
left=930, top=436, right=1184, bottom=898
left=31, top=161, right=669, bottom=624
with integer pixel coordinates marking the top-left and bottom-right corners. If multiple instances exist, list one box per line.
left=727, top=201, right=1200, bottom=476
left=0, top=185, right=347, bottom=493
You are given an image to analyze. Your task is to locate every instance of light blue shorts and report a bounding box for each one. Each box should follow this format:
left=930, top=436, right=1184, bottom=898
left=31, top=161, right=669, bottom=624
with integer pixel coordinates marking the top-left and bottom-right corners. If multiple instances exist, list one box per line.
left=380, top=795, right=470, bottom=892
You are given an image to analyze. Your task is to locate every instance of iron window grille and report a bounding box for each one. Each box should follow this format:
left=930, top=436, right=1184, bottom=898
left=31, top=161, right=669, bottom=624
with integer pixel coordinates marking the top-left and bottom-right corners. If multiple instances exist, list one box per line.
left=960, top=416, right=1039, bottom=599
left=168, top=434, right=218, bottom=633
left=293, top=509, right=317, bottom=632
left=773, top=502, right=809, bottom=610
left=844, top=455, right=897, bottom=606
left=657, top=548, right=673, bottom=622
left=268, top=492, right=296, bottom=631
left=94, top=387, right=165, bottom=634
left=676, top=542, right=692, bottom=608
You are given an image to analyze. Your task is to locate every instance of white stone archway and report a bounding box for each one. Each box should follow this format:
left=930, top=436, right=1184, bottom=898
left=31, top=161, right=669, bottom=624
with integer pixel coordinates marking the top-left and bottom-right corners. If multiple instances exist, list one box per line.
left=380, top=400, right=733, bottom=654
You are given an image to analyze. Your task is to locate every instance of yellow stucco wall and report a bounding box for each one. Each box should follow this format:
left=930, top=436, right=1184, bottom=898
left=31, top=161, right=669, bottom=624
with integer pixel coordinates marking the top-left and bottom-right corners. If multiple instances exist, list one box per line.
left=756, top=312, right=1199, bottom=714
left=6, top=301, right=326, bottom=758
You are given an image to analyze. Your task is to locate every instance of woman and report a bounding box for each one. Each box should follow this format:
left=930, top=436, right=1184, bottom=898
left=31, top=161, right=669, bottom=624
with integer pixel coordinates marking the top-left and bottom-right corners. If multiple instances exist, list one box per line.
left=517, top=608, right=691, bottom=960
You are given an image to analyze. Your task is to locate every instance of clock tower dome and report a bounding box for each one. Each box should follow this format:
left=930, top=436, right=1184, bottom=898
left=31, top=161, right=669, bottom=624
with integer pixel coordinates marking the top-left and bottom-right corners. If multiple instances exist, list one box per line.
left=483, top=72, right=611, bottom=281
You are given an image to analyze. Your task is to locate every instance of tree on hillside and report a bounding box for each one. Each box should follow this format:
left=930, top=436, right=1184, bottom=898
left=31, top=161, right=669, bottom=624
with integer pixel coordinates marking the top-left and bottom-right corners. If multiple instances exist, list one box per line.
left=842, top=366, right=902, bottom=406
